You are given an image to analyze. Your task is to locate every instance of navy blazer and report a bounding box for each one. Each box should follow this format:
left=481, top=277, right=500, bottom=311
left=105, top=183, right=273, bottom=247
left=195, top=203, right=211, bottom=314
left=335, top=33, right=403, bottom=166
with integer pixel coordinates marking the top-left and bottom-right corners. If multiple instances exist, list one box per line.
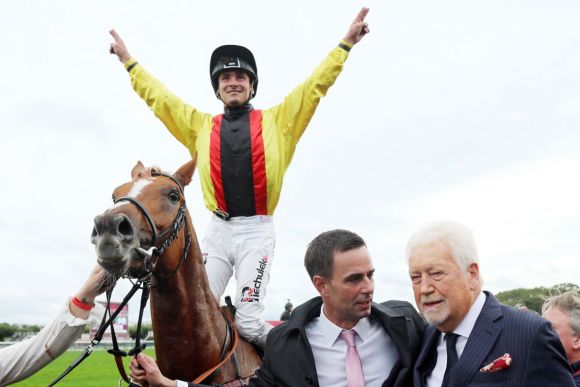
left=413, top=291, right=575, bottom=387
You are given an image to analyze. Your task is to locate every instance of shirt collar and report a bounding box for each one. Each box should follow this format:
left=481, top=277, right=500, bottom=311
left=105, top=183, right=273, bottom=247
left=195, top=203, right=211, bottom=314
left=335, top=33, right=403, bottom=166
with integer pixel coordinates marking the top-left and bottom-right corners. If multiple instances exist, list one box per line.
left=452, top=291, right=486, bottom=339
left=319, top=304, right=373, bottom=346
left=223, top=103, right=253, bottom=118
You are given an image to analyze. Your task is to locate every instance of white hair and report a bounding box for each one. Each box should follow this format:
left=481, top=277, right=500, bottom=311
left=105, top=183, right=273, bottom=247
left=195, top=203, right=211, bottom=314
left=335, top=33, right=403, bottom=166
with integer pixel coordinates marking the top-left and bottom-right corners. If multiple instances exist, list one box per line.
left=406, top=220, right=480, bottom=274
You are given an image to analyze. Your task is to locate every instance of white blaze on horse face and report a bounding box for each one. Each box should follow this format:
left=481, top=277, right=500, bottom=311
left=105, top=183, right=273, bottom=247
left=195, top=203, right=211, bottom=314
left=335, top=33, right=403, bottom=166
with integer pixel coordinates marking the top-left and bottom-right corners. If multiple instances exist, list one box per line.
left=112, top=179, right=152, bottom=209
left=128, top=179, right=152, bottom=198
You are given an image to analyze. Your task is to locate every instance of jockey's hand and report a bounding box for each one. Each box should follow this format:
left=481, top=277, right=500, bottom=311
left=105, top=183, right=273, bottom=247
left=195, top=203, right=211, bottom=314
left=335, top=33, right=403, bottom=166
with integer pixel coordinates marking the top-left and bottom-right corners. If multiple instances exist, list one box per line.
left=109, top=29, right=132, bottom=64
left=130, top=353, right=177, bottom=387
left=343, top=7, right=370, bottom=45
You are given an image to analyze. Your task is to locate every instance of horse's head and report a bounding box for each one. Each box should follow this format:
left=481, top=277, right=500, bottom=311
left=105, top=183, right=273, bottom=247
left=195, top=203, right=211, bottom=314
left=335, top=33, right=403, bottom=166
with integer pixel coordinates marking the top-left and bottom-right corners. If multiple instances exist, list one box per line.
left=91, top=159, right=196, bottom=277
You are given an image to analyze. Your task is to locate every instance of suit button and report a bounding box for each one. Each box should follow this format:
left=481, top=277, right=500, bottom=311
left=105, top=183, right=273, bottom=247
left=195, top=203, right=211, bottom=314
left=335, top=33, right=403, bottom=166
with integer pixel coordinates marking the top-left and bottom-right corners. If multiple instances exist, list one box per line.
left=304, top=377, right=313, bottom=384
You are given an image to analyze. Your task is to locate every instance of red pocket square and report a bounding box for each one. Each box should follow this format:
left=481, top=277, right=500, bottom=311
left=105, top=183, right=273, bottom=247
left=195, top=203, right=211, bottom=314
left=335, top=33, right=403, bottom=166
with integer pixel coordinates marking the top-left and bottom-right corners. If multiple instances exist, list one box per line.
left=480, top=353, right=512, bottom=373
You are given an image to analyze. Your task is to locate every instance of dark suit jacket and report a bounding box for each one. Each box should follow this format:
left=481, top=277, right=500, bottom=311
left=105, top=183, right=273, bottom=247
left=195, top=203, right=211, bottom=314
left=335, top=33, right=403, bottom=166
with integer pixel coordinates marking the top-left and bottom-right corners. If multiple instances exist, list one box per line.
left=413, top=291, right=575, bottom=387
left=245, top=296, right=425, bottom=387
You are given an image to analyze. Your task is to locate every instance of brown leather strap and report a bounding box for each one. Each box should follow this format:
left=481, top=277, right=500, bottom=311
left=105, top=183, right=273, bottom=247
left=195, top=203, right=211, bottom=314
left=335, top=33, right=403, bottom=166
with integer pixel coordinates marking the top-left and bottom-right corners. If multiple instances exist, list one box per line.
left=114, top=354, right=131, bottom=384
left=222, top=377, right=254, bottom=387
left=192, top=311, right=240, bottom=384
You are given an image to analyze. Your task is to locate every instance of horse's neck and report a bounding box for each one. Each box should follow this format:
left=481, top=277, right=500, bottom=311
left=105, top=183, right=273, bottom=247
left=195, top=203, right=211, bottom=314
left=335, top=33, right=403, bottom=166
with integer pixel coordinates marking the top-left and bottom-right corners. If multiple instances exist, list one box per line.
left=150, top=217, right=226, bottom=379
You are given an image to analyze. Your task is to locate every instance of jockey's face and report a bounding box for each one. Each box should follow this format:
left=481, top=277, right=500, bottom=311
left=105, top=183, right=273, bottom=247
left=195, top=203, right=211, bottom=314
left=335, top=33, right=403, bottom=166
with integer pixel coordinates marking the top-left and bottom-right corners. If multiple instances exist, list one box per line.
left=217, top=70, right=253, bottom=107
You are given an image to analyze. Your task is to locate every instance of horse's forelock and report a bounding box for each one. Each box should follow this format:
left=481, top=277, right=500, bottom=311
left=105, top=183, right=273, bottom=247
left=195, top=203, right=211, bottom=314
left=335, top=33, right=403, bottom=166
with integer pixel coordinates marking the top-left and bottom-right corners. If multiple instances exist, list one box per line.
left=134, top=166, right=164, bottom=180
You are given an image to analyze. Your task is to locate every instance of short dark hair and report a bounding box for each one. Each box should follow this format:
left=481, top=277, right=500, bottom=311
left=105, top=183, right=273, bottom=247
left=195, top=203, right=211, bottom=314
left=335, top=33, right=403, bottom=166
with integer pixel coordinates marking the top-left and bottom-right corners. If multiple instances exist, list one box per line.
left=304, top=229, right=366, bottom=280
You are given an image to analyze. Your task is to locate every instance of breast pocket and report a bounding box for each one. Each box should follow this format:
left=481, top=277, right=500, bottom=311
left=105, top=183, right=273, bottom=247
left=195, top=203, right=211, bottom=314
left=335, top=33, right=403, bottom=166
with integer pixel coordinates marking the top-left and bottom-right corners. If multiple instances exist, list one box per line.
left=469, top=367, right=513, bottom=385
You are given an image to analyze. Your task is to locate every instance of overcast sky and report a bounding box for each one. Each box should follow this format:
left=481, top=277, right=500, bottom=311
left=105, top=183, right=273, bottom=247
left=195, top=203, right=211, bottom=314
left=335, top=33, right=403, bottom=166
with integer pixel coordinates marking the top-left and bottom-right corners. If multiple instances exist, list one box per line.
left=1, top=0, right=579, bottom=326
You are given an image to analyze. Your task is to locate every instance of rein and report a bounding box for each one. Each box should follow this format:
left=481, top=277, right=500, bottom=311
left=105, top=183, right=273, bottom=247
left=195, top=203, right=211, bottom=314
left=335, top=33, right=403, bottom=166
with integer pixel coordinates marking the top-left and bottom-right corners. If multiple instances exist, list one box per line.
left=48, top=274, right=150, bottom=387
left=192, top=309, right=240, bottom=384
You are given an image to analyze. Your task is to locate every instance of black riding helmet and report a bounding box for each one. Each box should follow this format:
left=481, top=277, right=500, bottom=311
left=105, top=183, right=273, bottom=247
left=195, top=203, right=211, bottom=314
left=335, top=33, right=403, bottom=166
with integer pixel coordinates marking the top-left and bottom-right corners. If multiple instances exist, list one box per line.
left=210, top=45, right=258, bottom=99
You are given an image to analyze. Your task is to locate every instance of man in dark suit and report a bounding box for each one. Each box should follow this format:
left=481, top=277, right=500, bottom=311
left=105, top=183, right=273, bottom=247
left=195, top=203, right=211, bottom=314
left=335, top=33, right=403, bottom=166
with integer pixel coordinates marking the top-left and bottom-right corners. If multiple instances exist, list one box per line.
left=406, top=220, right=574, bottom=387
left=130, top=229, right=425, bottom=387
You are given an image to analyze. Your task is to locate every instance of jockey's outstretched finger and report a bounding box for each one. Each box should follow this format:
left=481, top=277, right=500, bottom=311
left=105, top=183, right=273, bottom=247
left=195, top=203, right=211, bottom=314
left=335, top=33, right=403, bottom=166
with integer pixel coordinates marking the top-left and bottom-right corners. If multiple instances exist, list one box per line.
left=356, top=7, right=369, bottom=22
left=109, top=28, right=123, bottom=42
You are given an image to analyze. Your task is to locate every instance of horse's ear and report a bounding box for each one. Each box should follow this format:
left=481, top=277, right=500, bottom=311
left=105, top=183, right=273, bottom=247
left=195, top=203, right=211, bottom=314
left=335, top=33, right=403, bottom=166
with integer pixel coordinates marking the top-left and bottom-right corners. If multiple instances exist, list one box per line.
left=174, top=157, right=197, bottom=187
left=131, top=161, right=146, bottom=179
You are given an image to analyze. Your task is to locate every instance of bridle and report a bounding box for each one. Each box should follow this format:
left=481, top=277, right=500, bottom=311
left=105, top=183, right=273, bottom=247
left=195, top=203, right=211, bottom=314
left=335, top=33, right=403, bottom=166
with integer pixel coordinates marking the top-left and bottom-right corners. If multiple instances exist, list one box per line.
left=114, top=171, right=192, bottom=281
left=49, top=171, right=193, bottom=386
left=50, top=171, right=247, bottom=386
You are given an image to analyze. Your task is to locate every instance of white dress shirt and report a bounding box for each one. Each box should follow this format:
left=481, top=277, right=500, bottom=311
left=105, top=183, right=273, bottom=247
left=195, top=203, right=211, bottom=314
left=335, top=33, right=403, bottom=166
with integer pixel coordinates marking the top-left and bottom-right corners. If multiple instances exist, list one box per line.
left=426, top=291, right=487, bottom=387
left=0, top=298, right=104, bottom=385
left=304, top=304, right=399, bottom=387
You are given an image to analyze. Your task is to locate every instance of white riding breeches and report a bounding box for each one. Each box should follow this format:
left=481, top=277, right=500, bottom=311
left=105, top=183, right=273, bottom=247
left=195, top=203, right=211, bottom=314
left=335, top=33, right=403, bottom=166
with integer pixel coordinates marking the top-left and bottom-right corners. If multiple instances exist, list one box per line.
left=202, top=214, right=275, bottom=348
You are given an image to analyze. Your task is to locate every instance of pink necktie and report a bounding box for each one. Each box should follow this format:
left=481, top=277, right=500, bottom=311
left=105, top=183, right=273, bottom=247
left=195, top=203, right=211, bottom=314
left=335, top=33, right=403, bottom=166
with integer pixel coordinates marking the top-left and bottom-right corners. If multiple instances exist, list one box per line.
left=340, top=329, right=365, bottom=387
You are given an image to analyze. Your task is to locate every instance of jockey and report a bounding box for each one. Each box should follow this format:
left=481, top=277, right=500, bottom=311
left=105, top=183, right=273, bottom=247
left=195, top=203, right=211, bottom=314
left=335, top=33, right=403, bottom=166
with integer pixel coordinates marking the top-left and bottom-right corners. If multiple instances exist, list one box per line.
left=109, top=7, right=370, bottom=349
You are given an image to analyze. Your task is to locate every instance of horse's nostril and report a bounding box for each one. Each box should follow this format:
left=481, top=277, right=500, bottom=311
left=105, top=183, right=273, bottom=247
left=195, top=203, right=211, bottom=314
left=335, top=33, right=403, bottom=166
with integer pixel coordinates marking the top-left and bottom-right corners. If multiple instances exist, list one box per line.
left=91, top=226, right=97, bottom=238
left=118, top=217, right=134, bottom=237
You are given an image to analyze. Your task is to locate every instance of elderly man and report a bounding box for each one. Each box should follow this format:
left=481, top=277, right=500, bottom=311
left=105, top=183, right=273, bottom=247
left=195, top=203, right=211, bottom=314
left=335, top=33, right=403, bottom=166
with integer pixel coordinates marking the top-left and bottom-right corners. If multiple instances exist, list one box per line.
left=542, top=291, right=580, bottom=386
left=130, top=229, right=425, bottom=387
left=109, top=7, right=369, bottom=350
left=407, top=221, right=574, bottom=387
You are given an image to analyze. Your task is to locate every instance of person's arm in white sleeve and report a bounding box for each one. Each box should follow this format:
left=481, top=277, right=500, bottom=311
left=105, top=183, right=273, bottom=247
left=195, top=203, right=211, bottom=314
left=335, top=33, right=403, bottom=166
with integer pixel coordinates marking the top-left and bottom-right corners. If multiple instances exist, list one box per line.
left=0, top=266, right=111, bottom=385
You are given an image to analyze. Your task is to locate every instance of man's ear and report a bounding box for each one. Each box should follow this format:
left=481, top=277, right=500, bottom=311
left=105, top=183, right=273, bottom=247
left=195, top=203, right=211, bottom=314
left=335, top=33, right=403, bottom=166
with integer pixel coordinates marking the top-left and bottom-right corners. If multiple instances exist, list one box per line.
left=313, top=275, right=328, bottom=297
left=573, top=334, right=580, bottom=350
left=467, top=262, right=480, bottom=288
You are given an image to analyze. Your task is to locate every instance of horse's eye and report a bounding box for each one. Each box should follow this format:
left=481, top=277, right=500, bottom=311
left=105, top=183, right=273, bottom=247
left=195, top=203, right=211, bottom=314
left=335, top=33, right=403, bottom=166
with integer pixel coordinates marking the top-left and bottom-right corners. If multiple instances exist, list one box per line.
left=168, top=192, right=180, bottom=203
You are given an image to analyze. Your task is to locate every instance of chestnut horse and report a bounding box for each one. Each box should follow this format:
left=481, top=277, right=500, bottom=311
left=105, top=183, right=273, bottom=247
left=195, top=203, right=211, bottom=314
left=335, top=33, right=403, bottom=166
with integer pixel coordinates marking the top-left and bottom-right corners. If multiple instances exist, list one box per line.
left=91, top=159, right=262, bottom=384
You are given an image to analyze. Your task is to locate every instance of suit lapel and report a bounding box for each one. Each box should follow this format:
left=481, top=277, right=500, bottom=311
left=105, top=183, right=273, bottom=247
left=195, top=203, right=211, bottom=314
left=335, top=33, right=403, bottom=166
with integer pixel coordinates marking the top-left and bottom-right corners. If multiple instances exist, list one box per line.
left=371, top=304, right=412, bottom=387
left=371, top=305, right=407, bottom=354
left=414, top=326, right=440, bottom=387
left=449, top=292, right=503, bottom=387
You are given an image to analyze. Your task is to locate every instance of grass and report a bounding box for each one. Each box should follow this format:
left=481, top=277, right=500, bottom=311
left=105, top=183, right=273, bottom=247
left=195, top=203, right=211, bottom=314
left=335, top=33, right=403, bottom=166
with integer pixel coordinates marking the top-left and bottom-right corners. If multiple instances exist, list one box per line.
left=11, top=347, right=156, bottom=386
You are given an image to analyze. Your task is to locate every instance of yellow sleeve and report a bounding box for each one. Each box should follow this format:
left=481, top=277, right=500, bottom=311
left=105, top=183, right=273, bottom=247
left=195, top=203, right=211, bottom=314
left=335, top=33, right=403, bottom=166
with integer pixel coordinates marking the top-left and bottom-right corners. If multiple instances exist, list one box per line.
left=125, top=58, right=211, bottom=153
left=268, top=41, right=351, bottom=143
